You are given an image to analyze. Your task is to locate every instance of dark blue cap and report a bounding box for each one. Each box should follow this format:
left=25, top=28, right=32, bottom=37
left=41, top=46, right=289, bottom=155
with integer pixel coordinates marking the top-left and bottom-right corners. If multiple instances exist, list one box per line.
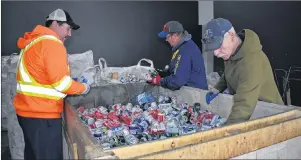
left=158, top=21, right=184, bottom=38
left=202, top=18, right=232, bottom=52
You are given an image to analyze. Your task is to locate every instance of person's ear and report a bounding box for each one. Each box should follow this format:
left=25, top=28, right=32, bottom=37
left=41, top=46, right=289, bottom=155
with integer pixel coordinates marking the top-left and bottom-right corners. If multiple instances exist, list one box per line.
left=52, top=21, right=59, bottom=27
left=228, top=32, right=235, bottom=41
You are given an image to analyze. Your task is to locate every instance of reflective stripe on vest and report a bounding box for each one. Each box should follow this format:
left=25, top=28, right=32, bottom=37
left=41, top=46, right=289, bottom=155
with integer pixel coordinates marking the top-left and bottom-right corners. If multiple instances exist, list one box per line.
left=16, top=35, right=72, bottom=100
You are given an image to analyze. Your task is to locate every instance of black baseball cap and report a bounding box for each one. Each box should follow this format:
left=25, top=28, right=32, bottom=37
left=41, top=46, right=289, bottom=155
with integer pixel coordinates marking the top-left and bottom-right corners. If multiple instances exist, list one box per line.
left=46, top=8, right=80, bottom=30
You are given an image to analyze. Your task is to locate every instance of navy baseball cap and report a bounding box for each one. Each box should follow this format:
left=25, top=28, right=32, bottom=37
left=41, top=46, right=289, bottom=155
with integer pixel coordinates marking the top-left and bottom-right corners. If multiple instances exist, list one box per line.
left=202, top=18, right=232, bottom=52
left=158, top=21, right=184, bottom=38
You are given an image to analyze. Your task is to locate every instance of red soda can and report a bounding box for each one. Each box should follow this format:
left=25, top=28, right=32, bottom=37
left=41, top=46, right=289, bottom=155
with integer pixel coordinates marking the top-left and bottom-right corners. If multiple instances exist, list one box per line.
left=82, top=109, right=89, bottom=116
left=108, top=112, right=119, bottom=121
left=94, top=119, right=104, bottom=128
left=150, top=109, right=159, bottom=119
left=77, top=106, right=85, bottom=114
left=204, top=113, right=214, bottom=120
left=89, top=123, right=97, bottom=129
left=95, top=110, right=107, bottom=119
left=120, top=114, right=132, bottom=125
left=157, top=112, right=165, bottom=123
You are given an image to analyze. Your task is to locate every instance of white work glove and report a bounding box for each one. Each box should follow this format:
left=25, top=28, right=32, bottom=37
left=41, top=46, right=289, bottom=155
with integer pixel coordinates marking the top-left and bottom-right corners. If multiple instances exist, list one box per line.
left=78, top=72, right=95, bottom=86
left=82, top=83, right=91, bottom=95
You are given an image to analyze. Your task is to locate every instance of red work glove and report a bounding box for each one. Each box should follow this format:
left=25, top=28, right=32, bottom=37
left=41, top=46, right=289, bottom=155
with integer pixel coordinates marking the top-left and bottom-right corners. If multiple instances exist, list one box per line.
left=148, top=75, right=161, bottom=85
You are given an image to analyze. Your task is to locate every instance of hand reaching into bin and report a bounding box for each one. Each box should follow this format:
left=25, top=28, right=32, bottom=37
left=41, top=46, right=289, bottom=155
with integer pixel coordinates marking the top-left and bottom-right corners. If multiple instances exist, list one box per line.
left=147, top=70, right=162, bottom=85
left=205, top=88, right=220, bottom=104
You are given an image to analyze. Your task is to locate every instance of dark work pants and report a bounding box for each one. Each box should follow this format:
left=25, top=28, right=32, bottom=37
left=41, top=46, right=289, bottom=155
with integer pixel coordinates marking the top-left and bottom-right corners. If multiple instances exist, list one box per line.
left=17, top=115, right=63, bottom=160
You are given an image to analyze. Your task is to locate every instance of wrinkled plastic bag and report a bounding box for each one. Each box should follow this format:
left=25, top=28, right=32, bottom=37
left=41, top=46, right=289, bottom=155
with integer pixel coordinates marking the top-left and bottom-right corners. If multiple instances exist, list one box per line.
left=77, top=64, right=107, bottom=87
left=2, top=53, right=19, bottom=129
left=68, top=50, right=94, bottom=79
left=7, top=105, right=25, bottom=159
left=6, top=72, right=25, bottom=159
left=1, top=53, right=19, bottom=79
left=98, top=58, right=155, bottom=84
left=207, top=72, right=221, bottom=89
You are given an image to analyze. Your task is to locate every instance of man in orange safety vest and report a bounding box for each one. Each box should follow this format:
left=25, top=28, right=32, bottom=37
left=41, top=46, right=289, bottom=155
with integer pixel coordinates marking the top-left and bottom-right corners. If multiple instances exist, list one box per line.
left=13, top=8, right=91, bottom=160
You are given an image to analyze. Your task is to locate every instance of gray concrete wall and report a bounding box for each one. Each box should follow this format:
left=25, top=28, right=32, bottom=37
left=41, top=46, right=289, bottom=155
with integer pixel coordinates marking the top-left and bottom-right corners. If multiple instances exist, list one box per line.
left=198, top=1, right=214, bottom=75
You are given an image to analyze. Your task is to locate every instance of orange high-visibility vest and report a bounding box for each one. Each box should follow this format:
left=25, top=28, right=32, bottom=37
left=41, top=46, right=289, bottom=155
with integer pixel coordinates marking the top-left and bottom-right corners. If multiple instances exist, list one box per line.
left=16, top=35, right=71, bottom=99
left=14, top=25, right=86, bottom=118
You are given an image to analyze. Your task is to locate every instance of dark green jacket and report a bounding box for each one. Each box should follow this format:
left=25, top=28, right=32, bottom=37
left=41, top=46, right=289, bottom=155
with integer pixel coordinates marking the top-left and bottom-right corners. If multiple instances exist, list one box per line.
left=215, top=29, right=284, bottom=123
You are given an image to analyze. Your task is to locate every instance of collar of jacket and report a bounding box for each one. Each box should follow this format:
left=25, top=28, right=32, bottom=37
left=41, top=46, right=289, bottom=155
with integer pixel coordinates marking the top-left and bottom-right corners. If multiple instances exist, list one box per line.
left=172, top=30, right=192, bottom=52
left=228, top=29, right=262, bottom=61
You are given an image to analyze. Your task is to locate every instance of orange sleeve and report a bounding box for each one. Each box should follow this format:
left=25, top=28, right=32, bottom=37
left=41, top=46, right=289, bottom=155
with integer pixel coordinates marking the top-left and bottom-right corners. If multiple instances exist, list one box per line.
left=42, top=40, right=86, bottom=95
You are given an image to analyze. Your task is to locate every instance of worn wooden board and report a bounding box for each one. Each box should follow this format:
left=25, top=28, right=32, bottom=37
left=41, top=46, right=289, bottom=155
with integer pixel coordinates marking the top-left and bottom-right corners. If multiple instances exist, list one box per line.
left=136, top=117, right=301, bottom=159
left=107, top=110, right=301, bottom=159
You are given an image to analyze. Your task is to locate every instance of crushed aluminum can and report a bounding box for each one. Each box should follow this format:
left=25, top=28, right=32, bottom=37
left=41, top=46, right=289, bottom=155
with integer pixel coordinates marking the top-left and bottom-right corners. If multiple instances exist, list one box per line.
left=109, top=136, right=119, bottom=147
left=179, top=127, right=196, bottom=135
left=122, top=128, right=130, bottom=136
left=215, top=117, right=227, bottom=127
left=145, top=114, right=156, bottom=124
left=137, top=93, right=148, bottom=105
left=120, top=114, right=132, bottom=125
left=171, top=103, right=181, bottom=111
left=125, top=134, right=139, bottom=145
left=193, top=103, right=201, bottom=113
left=95, top=110, right=107, bottom=119
left=139, top=120, right=149, bottom=131
left=77, top=106, right=85, bottom=114
left=93, top=128, right=103, bottom=138
left=101, top=143, right=111, bottom=150
left=103, top=119, right=121, bottom=129
left=158, top=95, right=165, bottom=104
left=200, top=124, right=212, bottom=131
left=157, top=112, right=165, bottom=123
left=166, top=126, right=179, bottom=134
left=164, top=96, right=171, bottom=103
left=110, top=126, right=124, bottom=136
left=180, top=115, right=189, bottom=124
left=150, top=109, right=159, bottom=119
left=81, top=115, right=95, bottom=125
left=82, top=109, right=89, bottom=116
left=107, top=112, right=119, bottom=121
left=139, top=136, right=148, bottom=143
left=150, top=102, right=158, bottom=109
left=181, top=103, right=189, bottom=110
left=210, top=115, right=220, bottom=126
left=129, top=124, right=138, bottom=135
left=98, top=106, right=108, bottom=114
left=112, top=104, right=121, bottom=111
left=117, top=135, right=126, bottom=145
left=126, top=103, right=133, bottom=111
left=159, top=104, right=173, bottom=115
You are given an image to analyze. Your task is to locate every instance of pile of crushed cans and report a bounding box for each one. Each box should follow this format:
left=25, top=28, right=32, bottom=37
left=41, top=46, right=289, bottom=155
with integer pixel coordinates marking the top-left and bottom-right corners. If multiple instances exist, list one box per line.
left=116, top=70, right=156, bottom=83
left=77, top=92, right=227, bottom=150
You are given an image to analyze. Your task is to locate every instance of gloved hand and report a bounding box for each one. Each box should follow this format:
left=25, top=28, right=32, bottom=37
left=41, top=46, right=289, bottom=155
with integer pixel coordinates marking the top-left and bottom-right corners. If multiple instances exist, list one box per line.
left=205, top=88, right=220, bottom=104
left=147, top=74, right=162, bottom=85
left=78, top=72, right=95, bottom=86
left=81, top=83, right=91, bottom=95
left=155, top=65, right=170, bottom=78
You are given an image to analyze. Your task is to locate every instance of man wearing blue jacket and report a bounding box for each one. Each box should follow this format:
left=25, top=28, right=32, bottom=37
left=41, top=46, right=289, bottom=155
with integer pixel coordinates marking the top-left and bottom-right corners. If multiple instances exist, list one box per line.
left=148, top=21, right=208, bottom=91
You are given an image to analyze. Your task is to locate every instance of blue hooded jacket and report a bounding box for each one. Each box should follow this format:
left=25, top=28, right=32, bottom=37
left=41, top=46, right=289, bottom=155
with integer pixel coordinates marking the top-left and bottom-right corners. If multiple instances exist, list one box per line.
left=160, top=31, right=208, bottom=90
